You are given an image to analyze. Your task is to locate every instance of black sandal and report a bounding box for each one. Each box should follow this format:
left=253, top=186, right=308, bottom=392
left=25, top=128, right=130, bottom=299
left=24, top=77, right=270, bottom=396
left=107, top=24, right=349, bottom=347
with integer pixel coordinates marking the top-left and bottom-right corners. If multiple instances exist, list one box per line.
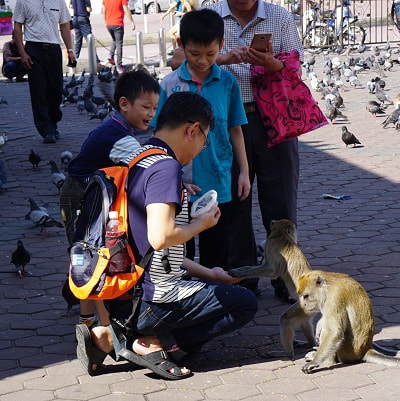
left=118, top=348, right=192, bottom=380
left=76, top=324, right=108, bottom=376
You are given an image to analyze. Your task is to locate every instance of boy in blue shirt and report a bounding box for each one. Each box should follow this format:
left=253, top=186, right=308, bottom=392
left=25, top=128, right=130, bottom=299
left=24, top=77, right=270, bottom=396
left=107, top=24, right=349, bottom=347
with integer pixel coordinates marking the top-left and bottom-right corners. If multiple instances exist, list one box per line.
left=152, top=9, right=250, bottom=269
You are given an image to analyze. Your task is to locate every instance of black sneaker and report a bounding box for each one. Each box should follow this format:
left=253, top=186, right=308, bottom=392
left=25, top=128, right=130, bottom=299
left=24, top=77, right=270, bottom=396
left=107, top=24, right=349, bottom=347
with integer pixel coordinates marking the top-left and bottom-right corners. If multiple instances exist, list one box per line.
left=43, top=134, right=56, bottom=144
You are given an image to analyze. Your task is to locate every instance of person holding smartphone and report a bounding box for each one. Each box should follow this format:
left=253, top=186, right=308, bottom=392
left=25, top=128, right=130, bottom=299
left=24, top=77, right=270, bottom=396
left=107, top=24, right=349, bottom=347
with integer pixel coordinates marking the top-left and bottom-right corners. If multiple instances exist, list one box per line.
left=203, top=0, right=304, bottom=301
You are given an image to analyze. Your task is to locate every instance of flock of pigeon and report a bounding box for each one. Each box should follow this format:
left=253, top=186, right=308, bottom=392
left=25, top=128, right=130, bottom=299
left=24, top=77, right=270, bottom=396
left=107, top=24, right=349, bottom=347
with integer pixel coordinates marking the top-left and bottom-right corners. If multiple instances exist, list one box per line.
left=3, top=44, right=400, bottom=278
left=304, top=41, right=400, bottom=148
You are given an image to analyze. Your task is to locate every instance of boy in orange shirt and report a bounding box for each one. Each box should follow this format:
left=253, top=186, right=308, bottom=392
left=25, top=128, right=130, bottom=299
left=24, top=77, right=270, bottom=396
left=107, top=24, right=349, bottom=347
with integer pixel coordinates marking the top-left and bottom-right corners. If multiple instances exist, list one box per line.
left=102, top=0, right=135, bottom=72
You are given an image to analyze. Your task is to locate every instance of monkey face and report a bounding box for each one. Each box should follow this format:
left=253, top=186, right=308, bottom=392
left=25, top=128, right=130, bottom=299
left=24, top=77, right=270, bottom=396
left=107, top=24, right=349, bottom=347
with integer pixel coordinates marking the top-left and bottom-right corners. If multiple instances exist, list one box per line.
left=298, top=272, right=327, bottom=314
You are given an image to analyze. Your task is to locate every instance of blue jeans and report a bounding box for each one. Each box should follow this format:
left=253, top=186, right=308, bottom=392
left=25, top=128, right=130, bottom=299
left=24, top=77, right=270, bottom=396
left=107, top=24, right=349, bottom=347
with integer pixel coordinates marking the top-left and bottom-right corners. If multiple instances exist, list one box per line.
left=2, top=61, right=27, bottom=80
left=73, top=15, right=98, bottom=61
left=134, top=283, right=258, bottom=353
left=107, top=25, right=124, bottom=66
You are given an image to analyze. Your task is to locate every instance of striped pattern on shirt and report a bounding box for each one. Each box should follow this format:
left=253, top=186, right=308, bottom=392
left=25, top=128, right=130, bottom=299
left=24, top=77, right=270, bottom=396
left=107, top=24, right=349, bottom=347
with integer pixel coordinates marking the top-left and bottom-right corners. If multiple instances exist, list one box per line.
left=135, top=146, right=206, bottom=303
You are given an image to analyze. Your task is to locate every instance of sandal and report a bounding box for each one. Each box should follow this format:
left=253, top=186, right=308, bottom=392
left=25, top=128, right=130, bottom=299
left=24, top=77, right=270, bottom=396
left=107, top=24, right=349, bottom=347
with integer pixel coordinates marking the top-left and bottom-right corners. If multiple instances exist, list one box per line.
left=76, top=324, right=108, bottom=376
left=118, top=348, right=192, bottom=380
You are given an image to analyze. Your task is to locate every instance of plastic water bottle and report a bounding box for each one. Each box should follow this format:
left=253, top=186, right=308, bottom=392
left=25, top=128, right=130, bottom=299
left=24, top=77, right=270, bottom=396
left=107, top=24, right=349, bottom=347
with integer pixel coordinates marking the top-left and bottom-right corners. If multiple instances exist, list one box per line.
left=105, top=211, right=131, bottom=274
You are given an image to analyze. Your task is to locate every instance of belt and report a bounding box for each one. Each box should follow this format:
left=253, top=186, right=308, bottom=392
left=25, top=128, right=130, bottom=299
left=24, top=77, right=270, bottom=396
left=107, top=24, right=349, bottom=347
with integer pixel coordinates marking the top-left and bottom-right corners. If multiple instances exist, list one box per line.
left=26, top=41, right=60, bottom=48
left=243, top=102, right=257, bottom=114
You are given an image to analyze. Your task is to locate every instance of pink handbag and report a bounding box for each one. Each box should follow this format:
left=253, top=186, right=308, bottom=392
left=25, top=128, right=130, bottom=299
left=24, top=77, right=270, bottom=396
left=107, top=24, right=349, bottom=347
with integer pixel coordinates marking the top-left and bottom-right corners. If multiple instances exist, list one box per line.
left=250, top=49, right=328, bottom=148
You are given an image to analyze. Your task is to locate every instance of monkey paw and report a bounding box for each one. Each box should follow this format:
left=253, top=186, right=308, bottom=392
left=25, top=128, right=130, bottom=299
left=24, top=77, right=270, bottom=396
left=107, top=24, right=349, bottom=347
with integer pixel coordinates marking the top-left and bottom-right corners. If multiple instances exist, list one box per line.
left=302, top=362, right=319, bottom=374
left=304, top=347, right=318, bottom=362
left=228, top=266, right=253, bottom=278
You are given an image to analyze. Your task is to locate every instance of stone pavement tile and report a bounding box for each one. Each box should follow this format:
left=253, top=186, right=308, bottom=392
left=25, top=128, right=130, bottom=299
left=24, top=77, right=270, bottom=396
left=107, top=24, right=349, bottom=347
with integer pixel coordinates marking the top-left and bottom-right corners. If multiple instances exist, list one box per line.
left=0, top=389, right=55, bottom=401
left=166, top=372, right=222, bottom=389
left=0, top=379, right=23, bottom=396
left=257, top=377, right=317, bottom=396
left=24, top=374, right=78, bottom=391
left=355, top=385, right=400, bottom=401
left=203, top=383, right=262, bottom=400
left=298, top=387, right=360, bottom=401
left=55, top=382, right=111, bottom=400
left=111, top=377, right=166, bottom=394
left=91, top=395, right=145, bottom=401
left=219, top=368, right=277, bottom=384
left=312, top=370, right=375, bottom=388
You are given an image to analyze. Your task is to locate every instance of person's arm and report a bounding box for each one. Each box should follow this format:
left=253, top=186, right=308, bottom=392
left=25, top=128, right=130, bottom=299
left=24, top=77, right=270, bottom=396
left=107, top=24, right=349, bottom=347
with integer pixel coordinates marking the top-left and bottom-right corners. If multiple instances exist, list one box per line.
left=2, top=42, right=21, bottom=63
left=123, top=4, right=135, bottom=30
left=60, top=21, right=76, bottom=64
left=230, top=126, right=250, bottom=201
left=13, top=22, right=33, bottom=70
left=245, top=39, right=284, bottom=72
left=216, top=46, right=248, bottom=66
left=182, top=257, right=242, bottom=284
left=146, top=202, right=220, bottom=250
left=161, top=1, right=178, bottom=22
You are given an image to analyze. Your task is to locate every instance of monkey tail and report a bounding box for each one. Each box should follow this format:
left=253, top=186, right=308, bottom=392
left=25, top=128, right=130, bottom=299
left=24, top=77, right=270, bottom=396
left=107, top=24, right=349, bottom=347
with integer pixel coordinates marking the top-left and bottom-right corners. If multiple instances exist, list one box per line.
left=372, top=342, right=400, bottom=357
left=363, top=349, right=400, bottom=368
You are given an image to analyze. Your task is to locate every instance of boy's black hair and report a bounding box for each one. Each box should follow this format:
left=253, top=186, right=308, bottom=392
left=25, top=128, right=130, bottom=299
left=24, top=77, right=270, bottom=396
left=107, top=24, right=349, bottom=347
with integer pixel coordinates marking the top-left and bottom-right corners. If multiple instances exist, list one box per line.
left=156, top=92, right=214, bottom=131
left=179, top=9, right=224, bottom=47
left=113, top=69, right=160, bottom=111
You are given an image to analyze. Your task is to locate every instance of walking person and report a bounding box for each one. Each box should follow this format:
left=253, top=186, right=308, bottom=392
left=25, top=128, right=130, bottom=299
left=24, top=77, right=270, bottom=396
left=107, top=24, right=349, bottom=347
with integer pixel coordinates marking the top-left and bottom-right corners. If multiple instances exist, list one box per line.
left=13, top=0, right=75, bottom=144
left=70, top=0, right=100, bottom=63
left=204, top=0, right=304, bottom=300
left=102, top=0, right=135, bottom=73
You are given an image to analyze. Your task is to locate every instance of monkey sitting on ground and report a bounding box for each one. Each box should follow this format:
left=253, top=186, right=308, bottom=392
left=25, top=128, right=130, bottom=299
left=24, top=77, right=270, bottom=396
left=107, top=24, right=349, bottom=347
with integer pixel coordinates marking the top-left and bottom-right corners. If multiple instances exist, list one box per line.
left=229, top=219, right=316, bottom=358
left=298, top=270, right=400, bottom=373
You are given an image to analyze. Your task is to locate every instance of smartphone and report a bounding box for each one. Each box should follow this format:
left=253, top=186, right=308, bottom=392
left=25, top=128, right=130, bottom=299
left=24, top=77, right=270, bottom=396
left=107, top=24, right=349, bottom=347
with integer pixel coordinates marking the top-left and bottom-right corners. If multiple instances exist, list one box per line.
left=250, top=32, right=272, bottom=52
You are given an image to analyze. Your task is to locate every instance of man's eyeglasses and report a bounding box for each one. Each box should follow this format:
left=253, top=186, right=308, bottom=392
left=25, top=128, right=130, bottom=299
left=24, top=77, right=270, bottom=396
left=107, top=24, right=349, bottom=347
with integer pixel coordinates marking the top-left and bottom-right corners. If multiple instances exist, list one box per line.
left=187, top=120, right=210, bottom=149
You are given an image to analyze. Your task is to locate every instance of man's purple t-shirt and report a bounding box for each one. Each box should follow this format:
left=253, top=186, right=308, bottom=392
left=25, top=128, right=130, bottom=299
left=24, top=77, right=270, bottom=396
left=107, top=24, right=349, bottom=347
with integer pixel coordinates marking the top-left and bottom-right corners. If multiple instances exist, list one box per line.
left=127, top=138, right=205, bottom=302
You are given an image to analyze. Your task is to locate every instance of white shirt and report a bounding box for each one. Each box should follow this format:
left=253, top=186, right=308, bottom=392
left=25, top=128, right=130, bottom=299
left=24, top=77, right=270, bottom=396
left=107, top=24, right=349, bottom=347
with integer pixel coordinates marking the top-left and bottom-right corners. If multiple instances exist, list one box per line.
left=13, top=0, right=71, bottom=44
left=206, top=0, right=304, bottom=103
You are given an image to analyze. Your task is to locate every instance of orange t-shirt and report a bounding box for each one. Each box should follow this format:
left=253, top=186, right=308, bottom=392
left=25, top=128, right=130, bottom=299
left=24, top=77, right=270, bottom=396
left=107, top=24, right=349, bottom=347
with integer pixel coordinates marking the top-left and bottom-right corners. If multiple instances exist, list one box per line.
left=103, top=0, right=128, bottom=27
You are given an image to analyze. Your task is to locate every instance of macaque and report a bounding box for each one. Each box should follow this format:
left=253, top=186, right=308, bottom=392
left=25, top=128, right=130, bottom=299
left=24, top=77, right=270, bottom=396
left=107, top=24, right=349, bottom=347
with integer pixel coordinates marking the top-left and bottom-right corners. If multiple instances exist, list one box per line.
left=298, top=270, right=400, bottom=373
left=229, top=219, right=316, bottom=357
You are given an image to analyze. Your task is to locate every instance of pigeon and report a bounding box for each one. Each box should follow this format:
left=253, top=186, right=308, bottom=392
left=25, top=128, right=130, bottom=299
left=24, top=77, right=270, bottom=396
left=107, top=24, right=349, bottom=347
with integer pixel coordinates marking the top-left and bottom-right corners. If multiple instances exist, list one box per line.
left=382, top=109, right=400, bottom=128
left=90, top=108, right=109, bottom=121
left=326, top=99, right=348, bottom=123
left=0, top=158, right=7, bottom=191
left=66, top=86, right=79, bottom=104
left=76, top=69, right=86, bottom=87
left=65, top=73, right=77, bottom=89
left=0, top=132, right=7, bottom=148
left=341, top=126, right=361, bottom=148
left=0, top=96, right=8, bottom=105
left=83, top=92, right=97, bottom=115
left=375, top=86, right=393, bottom=106
left=29, top=149, right=41, bottom=169
left=11, top=240, right=31, bottom=278
left=60, top=150, right=73, bottom=171
left=25, top=197, right=63, bottom=234
left=366, top=100, right=386, bottom=117
left=48, top=160, right=66, bottom=191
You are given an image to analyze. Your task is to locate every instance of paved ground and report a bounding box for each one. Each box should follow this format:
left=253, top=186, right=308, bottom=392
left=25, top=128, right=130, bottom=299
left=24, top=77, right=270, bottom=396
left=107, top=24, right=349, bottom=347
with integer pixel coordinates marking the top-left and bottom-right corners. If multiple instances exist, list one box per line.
left=1, top=41, right=400, bottom=400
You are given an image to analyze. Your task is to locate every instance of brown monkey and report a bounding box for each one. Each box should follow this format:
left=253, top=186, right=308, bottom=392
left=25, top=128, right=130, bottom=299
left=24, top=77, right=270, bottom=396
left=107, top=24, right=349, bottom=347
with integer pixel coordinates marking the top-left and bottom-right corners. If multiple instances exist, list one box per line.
left=298, top=270, right=400, bottom=373
left=229, top=219, right=316, bottom=358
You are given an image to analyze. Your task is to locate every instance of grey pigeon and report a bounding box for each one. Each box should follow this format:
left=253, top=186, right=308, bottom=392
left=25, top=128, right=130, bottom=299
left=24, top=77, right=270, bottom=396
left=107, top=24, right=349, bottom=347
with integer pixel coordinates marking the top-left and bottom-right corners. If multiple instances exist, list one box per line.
left=77, top=69, right=86, bottom=87
left=0, top=159, right=7, bottom=191
left=60, top=150, right=73, bottom=171
left=0, top=132, right=7, bottom=148
left=48, top=160, right=66, bottom=191
left=342, top=126, right=361, bottom=148
left=366, top=100, right=386, bottom=117
left=382, top=109, right=400, bottom=128
left=66, top=73, right=77, bottom=89
left=11, top=240, right=31, bottom=278
left=25, top=197, right=63, bottom=234
left=375, top=86, right=393, bottom=106
left=29, top=149, right=41, bottom=169
left=326, top=99, right=348, bottom=123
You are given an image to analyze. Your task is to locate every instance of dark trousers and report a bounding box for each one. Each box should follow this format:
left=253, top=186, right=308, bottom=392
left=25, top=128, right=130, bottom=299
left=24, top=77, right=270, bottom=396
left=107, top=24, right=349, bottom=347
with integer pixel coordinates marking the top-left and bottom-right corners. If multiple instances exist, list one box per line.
left=2, top=61, right=27, bottom=80
left=229, top=109, right=299, bottom=289
left=73, top=15, right=97, bottom=60
left=136, top=283, right=258, bottom=353
left=25, top=42, right=63, bottom=138
left=107, top=25, right=124, bottom=66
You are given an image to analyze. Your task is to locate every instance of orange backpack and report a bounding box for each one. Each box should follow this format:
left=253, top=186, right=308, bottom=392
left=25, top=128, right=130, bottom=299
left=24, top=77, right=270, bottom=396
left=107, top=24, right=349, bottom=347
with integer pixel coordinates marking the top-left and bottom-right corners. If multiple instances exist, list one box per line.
left=68, top=147, right=168, bottom=300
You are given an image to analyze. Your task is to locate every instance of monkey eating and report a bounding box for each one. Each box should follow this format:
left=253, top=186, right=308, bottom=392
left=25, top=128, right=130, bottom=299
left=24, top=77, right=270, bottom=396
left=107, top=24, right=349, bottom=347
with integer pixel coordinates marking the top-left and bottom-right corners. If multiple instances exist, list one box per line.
left=298, top=270, right=400, bottom=373
left=228, top=219, right=316, bottom=358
